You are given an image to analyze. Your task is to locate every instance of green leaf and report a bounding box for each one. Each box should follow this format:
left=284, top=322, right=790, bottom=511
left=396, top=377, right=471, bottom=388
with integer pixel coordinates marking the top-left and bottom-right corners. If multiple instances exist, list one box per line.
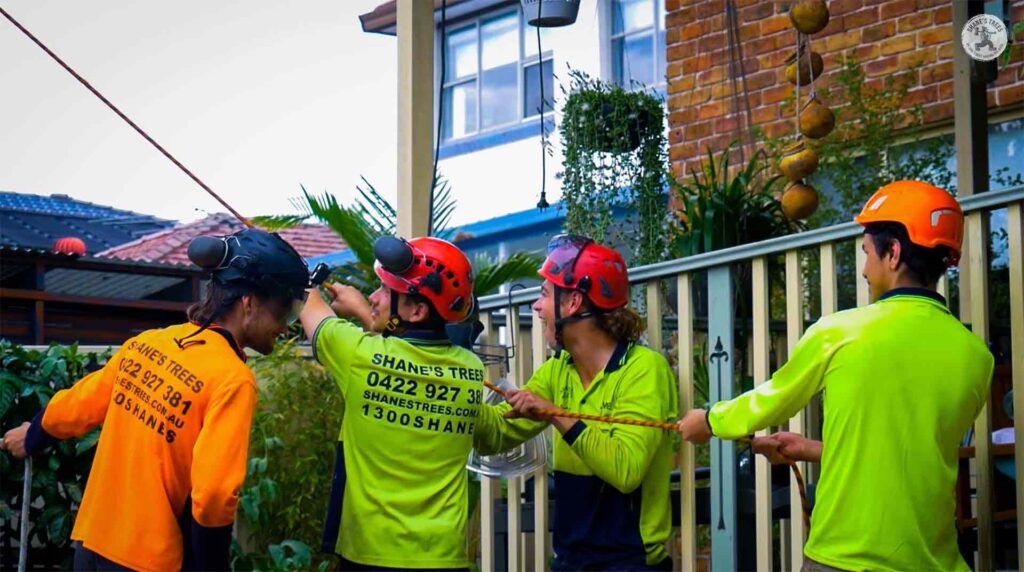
left=75, top=429, right=101, bottom=455
left=251, top=215, right=310, bottom=231
left=65, top=483, right=84, bottom=504
left=268, top=543, right=285, bottom=567
left=240, top=493, right=259, bottom=521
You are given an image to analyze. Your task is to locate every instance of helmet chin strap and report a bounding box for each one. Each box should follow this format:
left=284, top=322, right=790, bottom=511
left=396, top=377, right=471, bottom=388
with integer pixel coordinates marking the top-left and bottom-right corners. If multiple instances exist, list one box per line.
left=383, top=290, right=445, bottom=337
left=552, top=287, right=597, bottom=353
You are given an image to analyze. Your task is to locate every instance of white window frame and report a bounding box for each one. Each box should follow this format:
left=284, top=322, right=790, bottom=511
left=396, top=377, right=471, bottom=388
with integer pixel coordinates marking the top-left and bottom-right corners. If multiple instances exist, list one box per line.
left=607, top=0, right=667, bottom=90
left=438, top=6, right=554, bottom=143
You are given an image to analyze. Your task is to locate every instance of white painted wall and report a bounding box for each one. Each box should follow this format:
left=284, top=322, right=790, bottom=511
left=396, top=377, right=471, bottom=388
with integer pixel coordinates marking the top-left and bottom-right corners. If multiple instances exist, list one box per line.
left=439, top=1, right=609, bottom=226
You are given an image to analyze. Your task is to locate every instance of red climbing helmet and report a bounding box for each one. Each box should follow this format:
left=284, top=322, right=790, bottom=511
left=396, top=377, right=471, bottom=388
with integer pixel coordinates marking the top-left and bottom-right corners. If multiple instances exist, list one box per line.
left=374, top=236, right=474, bottom=323
left=538, top=234, right=629, bottom=310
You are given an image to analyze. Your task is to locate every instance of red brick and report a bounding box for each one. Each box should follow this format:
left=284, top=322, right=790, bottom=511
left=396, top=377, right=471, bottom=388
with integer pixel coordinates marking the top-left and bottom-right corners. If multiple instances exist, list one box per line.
left=742, top=58, right=761, bottom=74
left=864, top=54, right=901, bottom=76
left=668, top=75, right=695, bottom=95
left=668, top=104, right=698, bottom=123
left=763, top=84, right=793, bottom=104
left=862, top=21, right=896, bottom=43
left=668, top=127, right=684, bottom=145
left=915, top=0, right=946, bottom=7
left=880, top=34, right=916, bottom=56
left=852, top=44, right=882, bottom=61
left=831, top=0, right=864, bottom=16
left=669, top=142, right=698, bottom=162
left=740, top=2, right=774, bottom=21
left=899, top=47, right=937, bottom=69
left=698, top=65, right=728, bottom=84
left=758, top=49, right=792, bottom=68
left=697, top=100, right=729, bottom=120
left=920, top=61, right=953, bottom=84
left=820, top=15, right=845, bottom=36
left=685, top=121, right=713, bottom=140
left=761, top=15, right=791, bottom=35
left=762, top=121, right=792, bottom=138
left=707, top=32, right=730, bottom=52
left=987, top=90, right=997, bottom=108
left=844, top=7, right=879, bottom=29
left=917, top=26, right=952, bottom=47
left=745, top=70, right=777, bottom=90
left=751, top=104, right=778, bottom=124
left=714, top=115, right=742, bottom=133
left=937, top=42, right=954, bottom=59
left=739, top=20, right=761, bottom=41
left=679, top=22, right=705, bottom=41
left=996, top=84, right=1024, bottom=107
left=879, top=0, right=916, bottom=19
left=922, top=101, right=954, bottom=124
left=903, top=85, right=937, bottom=106
left=747, top=35, right=779, bottom=56
left=937, top=80, right=954, bottom=100
left=897, top=11, right=933, bottom=33
left=825, top=30, right=863, bottom=52
left=934, top=5, right=951, bottom=24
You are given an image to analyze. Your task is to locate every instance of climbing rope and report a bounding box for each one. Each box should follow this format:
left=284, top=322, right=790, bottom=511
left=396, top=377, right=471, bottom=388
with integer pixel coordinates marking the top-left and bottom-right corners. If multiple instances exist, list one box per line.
left=483, top=379, right=812, bottom=534
left=0, top=7, right=252, bottom=228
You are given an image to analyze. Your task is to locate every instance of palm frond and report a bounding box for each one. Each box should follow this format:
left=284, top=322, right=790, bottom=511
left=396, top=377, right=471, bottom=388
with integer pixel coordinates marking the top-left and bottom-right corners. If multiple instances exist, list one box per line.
left=251, top=214, right=310, bottom=231
left=472, top=252, right=545, bottom=297
left=299, top=186, right=377, bottom=267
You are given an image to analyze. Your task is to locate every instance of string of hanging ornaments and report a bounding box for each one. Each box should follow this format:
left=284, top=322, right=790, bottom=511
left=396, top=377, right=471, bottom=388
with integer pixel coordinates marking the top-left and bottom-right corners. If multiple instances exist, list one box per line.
left=777, top=0, right=836, bottom=221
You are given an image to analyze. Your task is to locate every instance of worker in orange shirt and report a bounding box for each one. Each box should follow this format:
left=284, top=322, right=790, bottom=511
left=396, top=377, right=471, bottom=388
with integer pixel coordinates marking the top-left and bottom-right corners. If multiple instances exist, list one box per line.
left=1, top=228, right=321, bottom=572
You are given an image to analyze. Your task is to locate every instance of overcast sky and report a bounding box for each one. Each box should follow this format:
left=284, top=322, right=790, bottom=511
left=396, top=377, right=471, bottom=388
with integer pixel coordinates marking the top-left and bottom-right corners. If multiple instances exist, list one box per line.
left=1, top=0, right=405, bottom=224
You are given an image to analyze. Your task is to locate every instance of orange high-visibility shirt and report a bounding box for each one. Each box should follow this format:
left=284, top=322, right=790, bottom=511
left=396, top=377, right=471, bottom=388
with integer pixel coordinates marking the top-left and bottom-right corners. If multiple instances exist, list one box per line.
left=40, top=323, right=256, bottom=572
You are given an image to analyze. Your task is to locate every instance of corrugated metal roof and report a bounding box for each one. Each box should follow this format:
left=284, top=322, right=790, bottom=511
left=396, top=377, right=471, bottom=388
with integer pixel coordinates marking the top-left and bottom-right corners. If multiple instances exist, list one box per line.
left=0, top=191, right=174, bottom=252
left=44, top=268, right=186, bottom=300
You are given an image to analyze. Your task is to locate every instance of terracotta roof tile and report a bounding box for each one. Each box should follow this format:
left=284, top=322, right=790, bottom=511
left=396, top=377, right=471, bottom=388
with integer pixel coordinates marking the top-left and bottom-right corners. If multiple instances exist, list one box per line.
left=98, top=213, right=347, bottom=265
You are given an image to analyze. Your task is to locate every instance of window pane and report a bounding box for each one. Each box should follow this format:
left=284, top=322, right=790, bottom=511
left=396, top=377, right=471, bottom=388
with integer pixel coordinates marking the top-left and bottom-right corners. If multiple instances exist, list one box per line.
left=614, top=33, right=654, bottom=87
left=524, top=59, right=554, bottom=118
left=445, top=25, right=477, bottom=80
left=481, top=12, right=518, bottom=70
left=442, top=81, right=477, bottom=139
left=480, top=62, right=518, bottom=129
left=523, top=21, right=556, bottom=59
left=613, top=0, right=655, bottom=35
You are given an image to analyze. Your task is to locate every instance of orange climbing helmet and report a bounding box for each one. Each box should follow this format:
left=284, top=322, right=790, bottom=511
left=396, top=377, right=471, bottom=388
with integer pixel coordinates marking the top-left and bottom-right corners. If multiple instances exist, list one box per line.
left=373, top=236, right=474, bottom=323
left=854, top=180, right=963, bottom=266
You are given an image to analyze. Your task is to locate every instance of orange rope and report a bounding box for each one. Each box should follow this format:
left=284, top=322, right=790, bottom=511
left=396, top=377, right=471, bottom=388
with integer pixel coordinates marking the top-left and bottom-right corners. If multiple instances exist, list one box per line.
left=483, top=379, right=811, bottom=534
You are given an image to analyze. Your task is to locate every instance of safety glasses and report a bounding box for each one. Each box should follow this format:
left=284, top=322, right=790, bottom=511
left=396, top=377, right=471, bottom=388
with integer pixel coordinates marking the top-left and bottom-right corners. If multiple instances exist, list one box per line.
left=545, top=234, right=592, bottom=284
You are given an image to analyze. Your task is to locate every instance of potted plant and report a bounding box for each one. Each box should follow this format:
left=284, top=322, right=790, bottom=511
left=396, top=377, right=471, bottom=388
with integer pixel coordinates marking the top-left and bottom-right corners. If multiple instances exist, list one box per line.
left=559, top=70, right=668, bottom=266
left=520, top=0, right=580, bottom=28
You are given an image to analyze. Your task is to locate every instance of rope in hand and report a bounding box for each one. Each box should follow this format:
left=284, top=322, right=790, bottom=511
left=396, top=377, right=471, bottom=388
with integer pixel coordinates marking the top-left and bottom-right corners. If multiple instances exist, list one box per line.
left=483, top=380, right=811, bottom=534
left=0, top=7, right=253, bottom=228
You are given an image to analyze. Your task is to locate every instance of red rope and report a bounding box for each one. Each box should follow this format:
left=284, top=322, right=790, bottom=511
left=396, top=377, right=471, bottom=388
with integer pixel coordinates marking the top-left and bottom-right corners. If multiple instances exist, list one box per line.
left=0, top=7, right=252, bottom=228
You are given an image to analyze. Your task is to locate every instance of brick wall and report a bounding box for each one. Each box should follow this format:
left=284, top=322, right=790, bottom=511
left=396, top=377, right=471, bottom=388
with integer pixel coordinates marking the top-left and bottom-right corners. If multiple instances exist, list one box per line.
left=665, top=0, right=1024, bottom=178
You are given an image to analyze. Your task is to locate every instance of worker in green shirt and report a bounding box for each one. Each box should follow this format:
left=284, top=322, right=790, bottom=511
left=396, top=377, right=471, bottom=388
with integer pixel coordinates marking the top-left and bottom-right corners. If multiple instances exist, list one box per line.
left=474, top=235, right=678, bottom=571
left=677, top=181, right=994, bottom=571
left=299, top=236, right=484, bottom=571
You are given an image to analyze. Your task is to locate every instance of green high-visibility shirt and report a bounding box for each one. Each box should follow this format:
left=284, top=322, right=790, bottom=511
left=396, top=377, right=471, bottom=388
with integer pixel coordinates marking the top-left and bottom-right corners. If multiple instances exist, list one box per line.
left=475, top=342, right=678, bottom=569
left=313, top=318, right=487, bottom=569
left=709, top=289, right=993, bottom=571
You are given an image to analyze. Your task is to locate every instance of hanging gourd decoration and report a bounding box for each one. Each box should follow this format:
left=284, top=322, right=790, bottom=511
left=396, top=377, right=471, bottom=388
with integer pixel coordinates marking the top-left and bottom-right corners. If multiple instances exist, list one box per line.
left=790, top=0, right=830, bottom=34
left=785, top=49, right=823, bottom=85
left=799, top=95, right=836, bottom=139
left=778, top=139, right=819, bottom=182
left=782, top=181, right=820, bottom=221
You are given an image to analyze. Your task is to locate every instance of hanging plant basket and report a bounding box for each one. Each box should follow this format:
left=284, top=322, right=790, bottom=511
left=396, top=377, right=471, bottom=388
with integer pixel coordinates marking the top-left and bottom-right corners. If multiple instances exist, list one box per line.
left=520, top=0, right=581, bottom=28
left=588, top=101, right=658, bottom=154
left=559, top=70, right=669, bottom=264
